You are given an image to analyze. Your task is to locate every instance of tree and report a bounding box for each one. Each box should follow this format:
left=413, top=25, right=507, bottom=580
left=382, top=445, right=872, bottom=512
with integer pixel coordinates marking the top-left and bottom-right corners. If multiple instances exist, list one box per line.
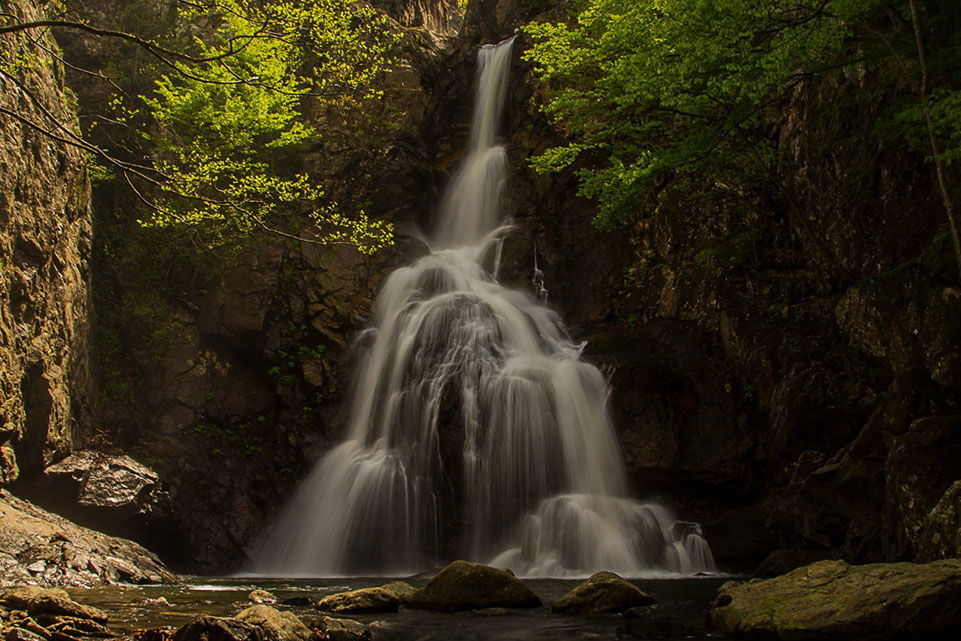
left=0, top=0, right=398, bottom=253
left=523, top=0, right=961, bottom=277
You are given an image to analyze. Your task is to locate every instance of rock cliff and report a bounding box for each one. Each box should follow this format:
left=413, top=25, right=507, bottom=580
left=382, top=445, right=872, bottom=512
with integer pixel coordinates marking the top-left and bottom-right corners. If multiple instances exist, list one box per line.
left=0, top=0, right=92, bottom=486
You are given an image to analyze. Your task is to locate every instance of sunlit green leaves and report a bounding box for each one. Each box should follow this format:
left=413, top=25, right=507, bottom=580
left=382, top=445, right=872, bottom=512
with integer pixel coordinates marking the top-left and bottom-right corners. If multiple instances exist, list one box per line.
left=524, top=0, right=891, bottom=228
left=136, top=0, right=397, bottom=253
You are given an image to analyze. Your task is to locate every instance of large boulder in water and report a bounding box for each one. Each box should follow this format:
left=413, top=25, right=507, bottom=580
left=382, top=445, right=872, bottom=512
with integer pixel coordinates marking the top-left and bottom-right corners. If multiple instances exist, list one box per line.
left=315, top=587, right=400, bottom=614
left=708, top=559, right=961, bottom=639
left=172, top=617, right=264, bottom=641
left=309, top=616, right=370, bottom=641
left=406, top=561, right=541, bottom=611
left=0, top=587, right=108, bottom=623
left=378, top=581, right=418, bottom=604
left=235, top=606, right=312, bottom=641
left=551, top=571, right=655, bottom=615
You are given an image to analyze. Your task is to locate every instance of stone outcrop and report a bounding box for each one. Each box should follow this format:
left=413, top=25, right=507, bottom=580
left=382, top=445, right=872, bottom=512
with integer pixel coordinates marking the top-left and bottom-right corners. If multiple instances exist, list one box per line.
left=0, top=587, right=107, bottom=623
left=708, top=559, right=961, bottom=640
left=378, top=581, right=418, bottom=604
left=0, top=0, right=92, bottom=485
left=0, top=587, right=115, bottom=641
left=551, top=572, right=655, bottom=616
left=309, top=616, right=371, bottom=641
left=172, top=617, right=264, bottom=641
left=234, top=606, right=313, bottom=641
left=315, top=588, right=400, bottom=614
left=407, top=560, right=541, bottom=611
left=0, top=490, right=175, bottom=587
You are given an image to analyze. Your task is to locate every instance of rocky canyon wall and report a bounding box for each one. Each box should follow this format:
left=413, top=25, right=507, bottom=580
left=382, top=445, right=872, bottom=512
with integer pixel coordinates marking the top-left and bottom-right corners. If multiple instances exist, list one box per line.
left=0, top=0, right=93, bottom=487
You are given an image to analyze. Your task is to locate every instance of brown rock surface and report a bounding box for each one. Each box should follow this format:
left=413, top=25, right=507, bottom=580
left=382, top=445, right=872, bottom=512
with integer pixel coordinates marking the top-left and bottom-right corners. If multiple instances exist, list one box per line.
left=0, top=490, right=175, bottom=587
left=708, top=559, right=961, bottom=640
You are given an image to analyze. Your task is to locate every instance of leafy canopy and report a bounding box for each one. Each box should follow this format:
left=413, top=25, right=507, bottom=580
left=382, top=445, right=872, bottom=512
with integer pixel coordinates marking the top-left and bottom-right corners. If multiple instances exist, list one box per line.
left=130, top=0, right=398, bottom=253
left=523, top=0, right=903, bottom=229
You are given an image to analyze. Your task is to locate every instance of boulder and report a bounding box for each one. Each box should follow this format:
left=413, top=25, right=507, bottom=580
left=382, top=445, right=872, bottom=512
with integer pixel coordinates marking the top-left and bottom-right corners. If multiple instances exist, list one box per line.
left=0, top=490, right=176, bottom=588
left=406, top=561, right=541, bottom=612
left=551, top=572, right=655, bottom=615
left=315, top=588, right=399, bottom=614
left=246, top=591, right=277, bottom=605
left=234, top=606, right=311, bottom=641
left=44, top=451, right=158, bottom=509
left=708, top=559, right=961, bottom=639
left=309, top=616, right=370, bottom=641
left=172, top=617, right=265, bottom=641
left=0, top=587, right=107, bottom=623
left=377, top=581, right=417, bottom=604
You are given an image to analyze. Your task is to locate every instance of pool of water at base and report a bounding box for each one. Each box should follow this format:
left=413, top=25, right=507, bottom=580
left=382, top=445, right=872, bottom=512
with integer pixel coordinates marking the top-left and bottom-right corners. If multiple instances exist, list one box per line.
left=66, top=576, right=733, bottom=641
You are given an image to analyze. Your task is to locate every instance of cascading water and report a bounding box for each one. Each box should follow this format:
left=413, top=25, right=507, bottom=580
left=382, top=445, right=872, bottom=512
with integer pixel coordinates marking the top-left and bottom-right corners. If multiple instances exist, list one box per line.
left=254, top=38, right=715, bottom=578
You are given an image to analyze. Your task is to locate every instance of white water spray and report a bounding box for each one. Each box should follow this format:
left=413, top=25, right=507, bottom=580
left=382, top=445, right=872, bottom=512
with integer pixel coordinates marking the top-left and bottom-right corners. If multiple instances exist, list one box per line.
left=254, top=38, right=715, bottom=578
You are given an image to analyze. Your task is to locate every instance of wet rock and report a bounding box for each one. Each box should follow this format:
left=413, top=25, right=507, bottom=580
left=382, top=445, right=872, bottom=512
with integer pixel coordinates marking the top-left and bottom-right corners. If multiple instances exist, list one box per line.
left=377, top=581, right=417, bottom=604
left=172, top=617, right=265, bottom=641
left=132, top=628, right=174, bottom=641
left=0, top=588, right=107, bottom=624
left=551, top=572, right=655, bottom=616
left=246, top=591, right=277, bottom=605
left=708, top=559, right=961, bottom=639
left=315, top=588, right=399, bottom=614
left=309, top=617, right=370, bottom=641
left=5, top=628, right=47, bottom=641
left=234, top=606, right=311, bottom=641
left=407, top=561, right=541, bottom=612
left=0, top=490, right=176, bottom=588
left=39, top=615, right=115, bottom=637
left=474, top=607, right=510, bottom=616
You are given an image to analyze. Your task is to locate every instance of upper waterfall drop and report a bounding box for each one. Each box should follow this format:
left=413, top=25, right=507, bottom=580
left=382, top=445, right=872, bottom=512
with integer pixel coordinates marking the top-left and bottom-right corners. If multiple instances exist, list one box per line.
left=252, top=37, right=715, bottom=578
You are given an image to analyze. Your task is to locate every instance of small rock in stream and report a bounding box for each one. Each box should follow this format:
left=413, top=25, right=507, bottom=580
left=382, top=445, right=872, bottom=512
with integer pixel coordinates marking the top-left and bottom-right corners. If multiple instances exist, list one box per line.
left=246, top=592, right=276, bottom=606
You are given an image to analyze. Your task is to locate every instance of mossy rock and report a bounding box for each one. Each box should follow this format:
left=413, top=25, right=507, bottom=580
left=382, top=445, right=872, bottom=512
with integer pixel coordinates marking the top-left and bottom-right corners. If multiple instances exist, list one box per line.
left=551, top=571, right=655, bottom=615
left=378, top=581, right=418, bottom=604
left=235, top=605, right=312, bottom=641
left=406, top=561, right=541, bottom=612
left=315, top=588, right=400, bottom=614
left=708, top=559, right=961, bottom=639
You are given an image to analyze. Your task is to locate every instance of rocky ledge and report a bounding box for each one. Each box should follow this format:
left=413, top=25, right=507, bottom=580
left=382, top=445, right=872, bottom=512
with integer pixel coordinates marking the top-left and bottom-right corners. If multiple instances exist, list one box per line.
left=708, top=558, right=961, bottom=640
left=0, top=490, right=176, bottom=587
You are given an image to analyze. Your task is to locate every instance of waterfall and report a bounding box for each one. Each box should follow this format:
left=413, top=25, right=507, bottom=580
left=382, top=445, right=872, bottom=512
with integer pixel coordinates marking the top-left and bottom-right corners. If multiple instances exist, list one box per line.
left=253, top=37, right=715, bottom=578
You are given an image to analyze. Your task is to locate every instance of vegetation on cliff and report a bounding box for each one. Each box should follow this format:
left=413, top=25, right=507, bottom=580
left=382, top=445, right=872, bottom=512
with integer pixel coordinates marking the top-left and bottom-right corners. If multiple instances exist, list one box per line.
left=1, top=0, right=397, bottom=252
left=524, top=0, right=961, bottom=273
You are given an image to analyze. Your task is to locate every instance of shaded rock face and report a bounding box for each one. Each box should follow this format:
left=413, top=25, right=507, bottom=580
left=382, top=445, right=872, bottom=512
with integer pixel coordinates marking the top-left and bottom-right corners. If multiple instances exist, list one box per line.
left=708, top=559, right=961, bottom=640
left=0, top=490, right=175, bottom=588
left=0, top=0, right=92, bottom=485
left=407, top=560, right=542, bottom=611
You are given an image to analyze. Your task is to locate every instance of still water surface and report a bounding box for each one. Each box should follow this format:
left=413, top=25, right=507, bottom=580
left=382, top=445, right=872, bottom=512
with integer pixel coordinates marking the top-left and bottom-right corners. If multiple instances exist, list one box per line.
left=66, top=576, right=732, bottom=640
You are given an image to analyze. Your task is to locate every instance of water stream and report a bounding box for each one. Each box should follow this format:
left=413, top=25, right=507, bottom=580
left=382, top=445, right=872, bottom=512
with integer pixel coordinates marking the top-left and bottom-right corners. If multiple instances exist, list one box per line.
left=253, top=37, right=715, bottom=579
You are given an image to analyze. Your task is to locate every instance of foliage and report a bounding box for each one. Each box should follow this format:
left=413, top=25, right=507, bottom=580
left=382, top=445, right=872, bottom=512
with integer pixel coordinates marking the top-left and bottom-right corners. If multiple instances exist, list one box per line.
left=521, top=0, right=939, bottom=230
left=131, top=0, right=397, bottom=253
